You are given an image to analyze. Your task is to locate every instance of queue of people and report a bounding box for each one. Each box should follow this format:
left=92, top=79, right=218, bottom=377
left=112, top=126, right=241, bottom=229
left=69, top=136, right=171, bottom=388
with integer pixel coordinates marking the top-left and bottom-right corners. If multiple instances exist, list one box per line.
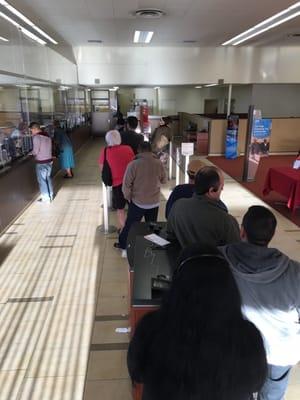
left=100, top=119, right=300, bottom=400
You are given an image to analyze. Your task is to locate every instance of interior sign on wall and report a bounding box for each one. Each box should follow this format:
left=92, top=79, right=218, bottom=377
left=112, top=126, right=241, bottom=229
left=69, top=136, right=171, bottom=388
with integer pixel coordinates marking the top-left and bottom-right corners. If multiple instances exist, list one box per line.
left=181, top=142, right=194, bottom=156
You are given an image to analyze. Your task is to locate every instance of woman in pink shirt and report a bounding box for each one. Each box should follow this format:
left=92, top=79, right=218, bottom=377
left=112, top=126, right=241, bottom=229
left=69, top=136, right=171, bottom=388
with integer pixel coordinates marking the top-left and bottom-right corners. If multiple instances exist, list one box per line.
left=99, top=130, right=135, bottom=230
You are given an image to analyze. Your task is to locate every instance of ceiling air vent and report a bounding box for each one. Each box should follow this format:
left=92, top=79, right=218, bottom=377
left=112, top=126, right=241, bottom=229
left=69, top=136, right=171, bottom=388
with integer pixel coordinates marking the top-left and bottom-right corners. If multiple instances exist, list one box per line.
left=134, top=9, right=165, bottom=19
left=288, top=33, right=300, bottom=37
left=183, top=40, right=197, bottom=43
left=88, top=40, right=102, bottom=43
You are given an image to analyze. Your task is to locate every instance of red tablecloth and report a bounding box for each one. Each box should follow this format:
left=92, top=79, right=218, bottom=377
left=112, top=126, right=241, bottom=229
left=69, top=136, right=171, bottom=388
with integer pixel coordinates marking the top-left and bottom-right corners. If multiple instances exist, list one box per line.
left=263, top=167, right=300, bottom=212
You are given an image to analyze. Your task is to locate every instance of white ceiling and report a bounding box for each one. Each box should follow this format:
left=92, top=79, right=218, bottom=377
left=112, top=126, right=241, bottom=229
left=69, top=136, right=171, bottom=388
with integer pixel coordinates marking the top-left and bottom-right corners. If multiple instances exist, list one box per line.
left=0, top=0, right=300, bottom=47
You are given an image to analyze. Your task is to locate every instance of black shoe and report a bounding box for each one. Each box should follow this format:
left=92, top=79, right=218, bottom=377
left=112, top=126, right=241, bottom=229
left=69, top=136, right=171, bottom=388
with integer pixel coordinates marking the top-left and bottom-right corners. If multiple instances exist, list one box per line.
left=113, top=242, right=122, bottom=249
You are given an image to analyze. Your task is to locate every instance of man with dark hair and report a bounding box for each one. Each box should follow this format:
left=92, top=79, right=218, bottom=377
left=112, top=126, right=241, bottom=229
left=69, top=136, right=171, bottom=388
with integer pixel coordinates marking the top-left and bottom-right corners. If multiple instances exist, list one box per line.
left=220, top=205, right=300, bottom=400
left=165, top=160, right=228, bottom=218
left=121, top=116, right=143, bottom=154
left=29, top=122, right=53, bottom=203
left=167, top=166, right=239, bottom=248
left=114, top=140, right=166, bottom=256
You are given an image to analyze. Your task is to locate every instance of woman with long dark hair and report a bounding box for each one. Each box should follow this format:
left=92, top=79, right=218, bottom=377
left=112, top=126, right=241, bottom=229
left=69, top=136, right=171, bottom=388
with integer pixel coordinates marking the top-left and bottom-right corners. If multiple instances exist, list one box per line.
left=128, top=249, right=267, bottom=400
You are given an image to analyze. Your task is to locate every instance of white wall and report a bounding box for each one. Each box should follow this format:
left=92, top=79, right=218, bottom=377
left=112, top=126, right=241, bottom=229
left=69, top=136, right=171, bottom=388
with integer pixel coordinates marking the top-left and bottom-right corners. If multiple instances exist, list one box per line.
left=252, top=84, right=300, bottom=117
left=231, top=85, right=253, bottom=113
left=75, top=46, right=300, bottom=86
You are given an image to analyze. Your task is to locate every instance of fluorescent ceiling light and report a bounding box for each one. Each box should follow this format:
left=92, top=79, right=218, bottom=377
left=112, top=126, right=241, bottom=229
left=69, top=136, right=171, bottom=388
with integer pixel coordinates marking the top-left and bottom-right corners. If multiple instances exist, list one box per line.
left=133, top=30, right=154, bottom=43
left=0, top=11, right=46, bottom=45
left=233, top=11, right=300, bottom=45
left=145, top=31, right=154, bottom=43
left=222, top=1, right=300, bottom=46
left=154, top=86, right=160, bottom=89
left=195, top=86, right=202, bottom=89
left=205, top=84, right=218, bottom=87
left=0, top=0, right=58, bottom=44
left=0, top=35, right=8, bottom=41
left=133, top=30, right=140, bottom=43
left=113, top=86, right=119, bottom=90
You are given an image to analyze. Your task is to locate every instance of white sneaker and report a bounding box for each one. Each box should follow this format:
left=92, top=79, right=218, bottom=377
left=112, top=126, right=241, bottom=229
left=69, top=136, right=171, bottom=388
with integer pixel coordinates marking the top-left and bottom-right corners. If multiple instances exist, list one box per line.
left=121, top=250, right=127, bottom=259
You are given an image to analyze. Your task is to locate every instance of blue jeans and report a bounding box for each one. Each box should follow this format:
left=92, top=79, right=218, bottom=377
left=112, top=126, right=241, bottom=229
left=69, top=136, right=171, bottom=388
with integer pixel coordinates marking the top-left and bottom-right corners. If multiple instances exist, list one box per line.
left=258, top=365, right=292, bottom=400
left=118, top=202, right=159, bottom=249
left=36, top=162, right=53, bottom=201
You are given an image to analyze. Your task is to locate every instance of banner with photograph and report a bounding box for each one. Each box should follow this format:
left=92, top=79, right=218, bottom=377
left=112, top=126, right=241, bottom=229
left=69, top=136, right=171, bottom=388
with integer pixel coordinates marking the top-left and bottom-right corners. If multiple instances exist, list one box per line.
left=225, top=115, right=239, bottom=159
left=247, top=117, right=272, bottom=180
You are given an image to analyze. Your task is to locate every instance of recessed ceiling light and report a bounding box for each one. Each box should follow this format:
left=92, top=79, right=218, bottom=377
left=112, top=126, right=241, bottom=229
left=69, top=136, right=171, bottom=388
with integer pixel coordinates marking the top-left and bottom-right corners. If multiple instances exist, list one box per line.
left=222, top=1, right=300, bottom=46
left=133, top=30, right=154, bottom=43
left=195, top=86, right=202, bottom=89
left=0, top=0, right=57, bottom=44
left=113, top=86, right=119, bottom=90
left=205, top=84, right=218, bottom=87
left=0, top=35, right=8, bottom=41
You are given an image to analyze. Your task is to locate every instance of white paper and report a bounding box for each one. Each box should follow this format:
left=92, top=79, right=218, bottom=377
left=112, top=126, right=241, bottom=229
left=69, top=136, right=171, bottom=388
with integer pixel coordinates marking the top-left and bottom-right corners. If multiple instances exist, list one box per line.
left=181, top=142, right=194, bottom=156
left=115, top=327, right=131, bottom=334
left=293, top=160, right=300, bottom=169
left=144, top=233, right=170, bottom=247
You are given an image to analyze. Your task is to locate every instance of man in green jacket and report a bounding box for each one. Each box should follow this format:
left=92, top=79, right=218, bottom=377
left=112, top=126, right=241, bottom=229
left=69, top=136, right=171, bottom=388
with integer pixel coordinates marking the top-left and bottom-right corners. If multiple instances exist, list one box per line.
left=167, top=166, right=240, bottom=248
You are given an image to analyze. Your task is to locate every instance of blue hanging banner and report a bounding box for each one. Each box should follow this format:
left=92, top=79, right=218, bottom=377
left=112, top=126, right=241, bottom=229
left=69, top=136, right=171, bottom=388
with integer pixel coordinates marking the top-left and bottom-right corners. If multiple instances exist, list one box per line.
left=225, top=115, right=239, bottom=159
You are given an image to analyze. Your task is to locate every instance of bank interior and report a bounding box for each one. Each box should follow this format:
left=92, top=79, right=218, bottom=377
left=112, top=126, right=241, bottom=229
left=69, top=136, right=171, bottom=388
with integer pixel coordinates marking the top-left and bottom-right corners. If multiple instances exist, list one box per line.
left=1, top=1, right=300, bottom=399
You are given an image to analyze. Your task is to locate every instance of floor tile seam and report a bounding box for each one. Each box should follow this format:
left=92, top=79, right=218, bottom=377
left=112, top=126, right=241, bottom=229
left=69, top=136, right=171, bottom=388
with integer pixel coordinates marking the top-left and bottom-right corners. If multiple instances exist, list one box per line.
left=85, top=377, right=130, bottom=382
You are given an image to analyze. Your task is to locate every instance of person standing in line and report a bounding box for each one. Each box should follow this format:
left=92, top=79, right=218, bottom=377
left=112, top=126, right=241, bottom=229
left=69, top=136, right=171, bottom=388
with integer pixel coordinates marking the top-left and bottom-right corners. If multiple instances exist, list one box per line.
left=165, top=159, right=228, bottom=219
left=128, top=248, right=267, bottom=400
left=114, top=141, right=166, bottom=256
left=53, top=120, right=75, bottom=178
left=167, top=166, right=240, bottom=248
left=220, top=205, right=300, bottom=400
left=151, top=116, right=172, bottom=154
left=30, top=122, right=53, bottom=203
left=99, top=130, right=134, bottom=230
left=121, top=116, right=144, bottom=155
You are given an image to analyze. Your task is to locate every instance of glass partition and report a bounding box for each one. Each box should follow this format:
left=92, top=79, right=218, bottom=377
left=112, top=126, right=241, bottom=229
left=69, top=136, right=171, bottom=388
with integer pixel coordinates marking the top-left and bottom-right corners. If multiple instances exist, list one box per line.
left=0, top=79, right=90, bottom=169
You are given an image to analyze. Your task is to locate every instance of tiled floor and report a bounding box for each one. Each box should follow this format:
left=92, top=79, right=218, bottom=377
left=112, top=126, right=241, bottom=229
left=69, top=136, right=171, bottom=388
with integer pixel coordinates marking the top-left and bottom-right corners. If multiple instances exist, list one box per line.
left=0, top=139, right=299, bottom=399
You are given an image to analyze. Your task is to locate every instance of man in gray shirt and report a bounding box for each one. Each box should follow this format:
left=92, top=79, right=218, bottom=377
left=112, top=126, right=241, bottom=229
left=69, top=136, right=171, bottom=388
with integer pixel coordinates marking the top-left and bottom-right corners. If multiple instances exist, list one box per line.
left=220, top=206, right=300, bottom=400
left=167, top=166, right=240, bottom=248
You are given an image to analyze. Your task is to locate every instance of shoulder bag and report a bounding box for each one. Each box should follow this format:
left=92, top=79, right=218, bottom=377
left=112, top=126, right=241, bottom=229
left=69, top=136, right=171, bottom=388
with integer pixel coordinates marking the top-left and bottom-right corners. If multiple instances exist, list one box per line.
left=102, top=147, right=113, bottom=186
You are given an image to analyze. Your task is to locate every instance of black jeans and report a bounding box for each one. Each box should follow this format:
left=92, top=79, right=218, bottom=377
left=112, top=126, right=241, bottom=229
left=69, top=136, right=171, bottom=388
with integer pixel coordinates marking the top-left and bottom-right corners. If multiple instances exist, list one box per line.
left=118, top=202, right=159, bottom=249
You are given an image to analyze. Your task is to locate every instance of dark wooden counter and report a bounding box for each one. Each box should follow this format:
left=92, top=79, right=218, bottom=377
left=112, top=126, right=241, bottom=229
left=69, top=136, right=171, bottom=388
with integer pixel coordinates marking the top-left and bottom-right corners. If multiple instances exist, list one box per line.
left=0, top=126, right=90, bottom=233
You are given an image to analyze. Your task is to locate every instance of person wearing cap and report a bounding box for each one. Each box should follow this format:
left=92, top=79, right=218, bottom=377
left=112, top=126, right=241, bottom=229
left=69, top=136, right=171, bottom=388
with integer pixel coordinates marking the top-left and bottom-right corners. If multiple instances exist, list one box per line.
left=165, top=160, right=228, bottom=219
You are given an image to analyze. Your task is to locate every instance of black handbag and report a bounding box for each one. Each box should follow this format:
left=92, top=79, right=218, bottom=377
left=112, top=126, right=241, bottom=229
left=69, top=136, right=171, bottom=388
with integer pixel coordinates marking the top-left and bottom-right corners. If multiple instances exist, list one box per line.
left=102, top=147, right=113, bottom=186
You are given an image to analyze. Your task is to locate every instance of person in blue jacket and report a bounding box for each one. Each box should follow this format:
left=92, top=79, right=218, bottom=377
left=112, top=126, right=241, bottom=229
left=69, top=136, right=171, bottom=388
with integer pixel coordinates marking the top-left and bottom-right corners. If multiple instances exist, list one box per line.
left=54, top=120, right=75, bottom=178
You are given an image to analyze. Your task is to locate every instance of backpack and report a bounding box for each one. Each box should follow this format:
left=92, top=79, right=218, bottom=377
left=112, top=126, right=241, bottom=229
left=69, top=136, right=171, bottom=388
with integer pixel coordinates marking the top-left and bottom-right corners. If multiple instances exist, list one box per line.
left=102, top=147, right=113, bottom=186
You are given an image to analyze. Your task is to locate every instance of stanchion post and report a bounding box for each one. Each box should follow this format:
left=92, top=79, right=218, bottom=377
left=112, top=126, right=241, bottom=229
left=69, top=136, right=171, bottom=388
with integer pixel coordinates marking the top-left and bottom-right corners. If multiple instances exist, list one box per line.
left=107, top=186, right=114, bottom=210
left=176, top=147, right=180, bottom=186
left=98, top=183, right=117, bottom=234
left=184, top=155, right=190, bottom=184
left=168, top=141, right=173, bottom=180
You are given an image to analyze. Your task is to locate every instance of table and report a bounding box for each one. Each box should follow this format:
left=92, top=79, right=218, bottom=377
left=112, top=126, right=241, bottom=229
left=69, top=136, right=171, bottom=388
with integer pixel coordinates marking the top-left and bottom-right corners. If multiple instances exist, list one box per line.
left=263, top=167, right=300, bottom=213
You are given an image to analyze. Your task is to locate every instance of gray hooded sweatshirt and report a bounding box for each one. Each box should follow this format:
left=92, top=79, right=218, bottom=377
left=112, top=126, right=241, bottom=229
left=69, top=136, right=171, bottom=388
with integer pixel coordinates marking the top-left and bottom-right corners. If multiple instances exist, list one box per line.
left=220, top=242, right=300, bottom=366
